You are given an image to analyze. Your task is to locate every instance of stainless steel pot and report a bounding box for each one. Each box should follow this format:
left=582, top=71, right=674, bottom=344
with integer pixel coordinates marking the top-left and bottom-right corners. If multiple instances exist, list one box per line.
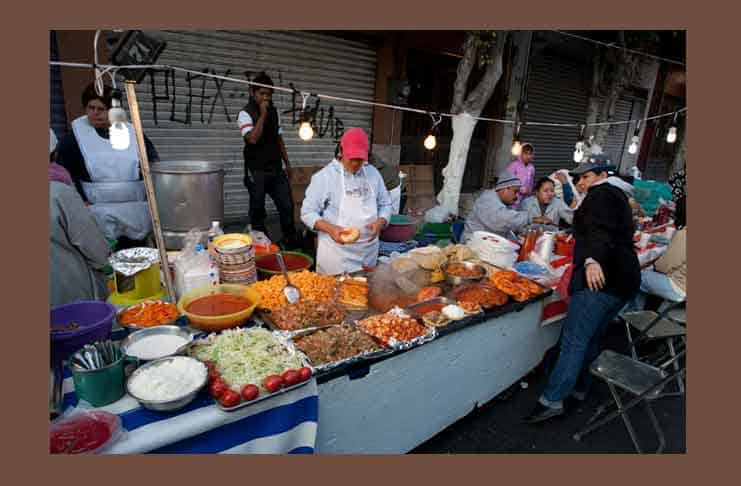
left=151, top=161, right=225, bottom=250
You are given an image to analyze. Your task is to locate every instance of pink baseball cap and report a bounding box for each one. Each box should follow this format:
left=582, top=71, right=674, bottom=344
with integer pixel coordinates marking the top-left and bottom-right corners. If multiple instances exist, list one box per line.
left=340, top=128, right=369, bottom=161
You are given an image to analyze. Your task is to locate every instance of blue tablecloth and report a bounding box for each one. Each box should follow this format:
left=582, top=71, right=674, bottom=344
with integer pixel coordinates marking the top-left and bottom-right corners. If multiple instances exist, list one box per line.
left=61, top=366, right=318, bottom=454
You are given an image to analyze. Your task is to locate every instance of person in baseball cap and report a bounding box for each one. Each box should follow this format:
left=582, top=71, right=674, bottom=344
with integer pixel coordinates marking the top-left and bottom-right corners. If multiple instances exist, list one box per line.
left=301, top=128, right=392, bottom=275
left=461, top=170, right=529, bottom=241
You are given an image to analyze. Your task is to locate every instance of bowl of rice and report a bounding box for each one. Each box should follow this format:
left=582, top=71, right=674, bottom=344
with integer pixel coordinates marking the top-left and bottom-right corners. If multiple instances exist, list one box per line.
left=126, top=356, right=207, bottom=412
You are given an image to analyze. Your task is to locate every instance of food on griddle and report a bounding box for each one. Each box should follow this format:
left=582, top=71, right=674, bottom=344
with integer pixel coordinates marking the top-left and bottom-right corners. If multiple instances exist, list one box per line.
left=422, top=311, right=449, bottom=328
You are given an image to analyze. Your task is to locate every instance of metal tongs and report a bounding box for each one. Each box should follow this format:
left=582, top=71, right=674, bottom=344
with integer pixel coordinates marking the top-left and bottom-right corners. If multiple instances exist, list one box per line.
left=276, top=251, right=301, bottom=304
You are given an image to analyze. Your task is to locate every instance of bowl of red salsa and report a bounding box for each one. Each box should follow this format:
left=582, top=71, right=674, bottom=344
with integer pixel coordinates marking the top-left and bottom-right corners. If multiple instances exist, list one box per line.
left=177, top=284, right=262, bottom=332
left=254, top=251, right=314, bottom=279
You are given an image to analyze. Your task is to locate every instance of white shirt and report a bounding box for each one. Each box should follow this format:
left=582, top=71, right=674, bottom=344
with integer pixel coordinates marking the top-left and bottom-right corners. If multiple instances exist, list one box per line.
left=237, top=109, right=284, bottom=137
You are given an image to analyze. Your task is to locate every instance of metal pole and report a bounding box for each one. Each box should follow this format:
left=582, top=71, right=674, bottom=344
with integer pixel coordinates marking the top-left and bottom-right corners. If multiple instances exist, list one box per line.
left=124, top=80, right=176, bottom=300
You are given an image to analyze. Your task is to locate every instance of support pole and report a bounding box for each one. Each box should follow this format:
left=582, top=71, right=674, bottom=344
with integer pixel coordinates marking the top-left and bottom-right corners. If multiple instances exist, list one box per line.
left=124, top=80, right=176, bottom=300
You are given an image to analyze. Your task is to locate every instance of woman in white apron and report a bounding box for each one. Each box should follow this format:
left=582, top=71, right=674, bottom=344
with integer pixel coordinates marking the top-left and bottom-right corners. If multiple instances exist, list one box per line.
left=56, top=83, right=159, bottom=245
left=301, top=128, right=393, bottom=275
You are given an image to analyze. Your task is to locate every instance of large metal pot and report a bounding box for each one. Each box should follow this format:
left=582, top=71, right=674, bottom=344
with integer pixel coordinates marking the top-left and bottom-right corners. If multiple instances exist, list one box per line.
left=151, top=161, right=224, bottom=250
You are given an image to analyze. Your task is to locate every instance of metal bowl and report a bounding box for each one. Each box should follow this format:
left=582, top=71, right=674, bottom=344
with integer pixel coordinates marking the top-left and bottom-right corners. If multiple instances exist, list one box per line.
left=441, top=261, right=487, bottom=286
left=120, top=325, right=194, bottom=362
left=116, top=301, right=179, bottom=331
left=126, top=356, right=207, bottom=412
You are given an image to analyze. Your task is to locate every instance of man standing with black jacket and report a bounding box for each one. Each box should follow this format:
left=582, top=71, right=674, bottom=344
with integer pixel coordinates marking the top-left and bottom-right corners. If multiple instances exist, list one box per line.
left=524, top=161, right=641, bottom=424
left=238, top=73, right=297, bottom=247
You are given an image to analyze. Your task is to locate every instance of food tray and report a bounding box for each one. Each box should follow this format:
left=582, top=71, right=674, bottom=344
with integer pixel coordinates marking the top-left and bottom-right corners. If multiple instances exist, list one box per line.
left=287, top=324, right=394, bottom=375
left=190, top=331, right=314, bottom=412
left=255, top=309, right=335, bottom=337
left=404, top=297, right=457, bottom=317
left=116, top=301, right=179, bottom=331
left=354, top=308, right=437, bottom=351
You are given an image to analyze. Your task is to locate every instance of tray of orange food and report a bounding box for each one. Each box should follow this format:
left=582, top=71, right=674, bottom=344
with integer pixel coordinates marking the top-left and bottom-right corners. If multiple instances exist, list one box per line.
left=487, top=270, right=546, bottom=303
left=117, top=300, right=180, bottom=330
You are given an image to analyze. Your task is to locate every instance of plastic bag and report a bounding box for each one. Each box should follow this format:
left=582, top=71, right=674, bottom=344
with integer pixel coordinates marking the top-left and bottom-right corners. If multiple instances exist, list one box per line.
left=49, top=407, right=124, bottom=454
left=174, top=229, right=214, bottom=300
left=424, top=205, right=453, bottom=224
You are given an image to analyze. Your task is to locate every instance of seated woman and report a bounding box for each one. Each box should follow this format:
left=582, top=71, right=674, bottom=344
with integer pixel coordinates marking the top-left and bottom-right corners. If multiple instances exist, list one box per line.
left=628, top=196, right=687, bottom=312
left=521, top=177, right=574, bottom=227
left=56, top=83, right=159, bottom=249
left=50, top=162, right=112, bottom=307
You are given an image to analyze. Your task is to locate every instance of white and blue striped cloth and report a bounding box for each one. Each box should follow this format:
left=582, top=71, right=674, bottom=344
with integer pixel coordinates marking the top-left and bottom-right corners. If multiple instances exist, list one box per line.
left=60, top=367, right=318, bottom=454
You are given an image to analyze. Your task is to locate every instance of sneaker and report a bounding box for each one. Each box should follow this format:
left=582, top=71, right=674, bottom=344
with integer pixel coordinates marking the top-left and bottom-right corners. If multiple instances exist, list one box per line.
left=522, top=402, right=565, bottom=424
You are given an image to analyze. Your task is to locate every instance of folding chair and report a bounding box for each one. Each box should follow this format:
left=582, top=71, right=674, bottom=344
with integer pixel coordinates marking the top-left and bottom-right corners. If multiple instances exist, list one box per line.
left=622, top=300, right=686, bottom=397
left=572, top=348, right=685, bottom=453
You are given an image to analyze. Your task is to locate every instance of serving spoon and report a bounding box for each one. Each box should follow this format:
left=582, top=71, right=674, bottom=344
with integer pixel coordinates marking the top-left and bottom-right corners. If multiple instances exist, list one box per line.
left=276, top=251, right=301, bottom=304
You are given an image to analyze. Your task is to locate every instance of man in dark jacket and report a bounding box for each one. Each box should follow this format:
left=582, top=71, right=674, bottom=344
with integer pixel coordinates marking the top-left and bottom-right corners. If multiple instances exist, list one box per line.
left=238, top=73, right=297, bottom=247
left=524, top=161, right=641, bottom=424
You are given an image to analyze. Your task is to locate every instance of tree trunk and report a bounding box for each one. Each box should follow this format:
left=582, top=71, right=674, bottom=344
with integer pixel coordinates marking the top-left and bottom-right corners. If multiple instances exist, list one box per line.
left=432, top=31, right=509, bottom=218
left=585, top=47, right=605, bottom=143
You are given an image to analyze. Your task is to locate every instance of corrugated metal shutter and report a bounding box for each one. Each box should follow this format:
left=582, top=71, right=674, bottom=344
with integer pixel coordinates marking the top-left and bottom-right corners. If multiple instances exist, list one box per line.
left=519, top=52, right=591, bottom=180
left=50, top=31, right=68, bottom=141
left=126, top=31, right=377, bottom=223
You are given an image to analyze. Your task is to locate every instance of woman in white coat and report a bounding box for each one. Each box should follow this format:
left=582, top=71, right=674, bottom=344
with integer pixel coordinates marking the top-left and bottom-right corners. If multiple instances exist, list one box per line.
left=301, top=128, right=392, bottom=275
left=521, top=177, right=575, bottom=227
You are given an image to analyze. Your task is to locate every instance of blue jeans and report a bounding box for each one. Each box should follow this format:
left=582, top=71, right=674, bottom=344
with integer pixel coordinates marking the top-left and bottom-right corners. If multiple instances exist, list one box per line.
left=540, top=289, right=627, bottom=408
left=622, top=270, right=686, bottom=314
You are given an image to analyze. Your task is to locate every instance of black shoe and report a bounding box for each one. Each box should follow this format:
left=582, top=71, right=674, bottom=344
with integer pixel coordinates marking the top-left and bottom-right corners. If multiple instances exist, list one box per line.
left=522, top=402, right=565, bottom=424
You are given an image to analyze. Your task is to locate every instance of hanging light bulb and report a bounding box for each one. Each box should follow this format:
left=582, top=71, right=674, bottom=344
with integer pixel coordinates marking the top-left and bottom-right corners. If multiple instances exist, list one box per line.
left=108, top=89, right=130, bottom=151
left=511, top=123, right=522, bottom=156
left=297, top=91, right=314, bottom=141
left=424, top=113, right=442, bottom=151
left=627, top=121, right=641, bottom=155
left=666, top=126, right=677, bottom=144
left=573, top=124, right=586, bottom=163
left=424, top=133, right=437, bottom=150
left=666, top=113, right=679, bottom=144
left=299, top=120, right=314, bottom=141
left=628, top=135, right=639, bottom=155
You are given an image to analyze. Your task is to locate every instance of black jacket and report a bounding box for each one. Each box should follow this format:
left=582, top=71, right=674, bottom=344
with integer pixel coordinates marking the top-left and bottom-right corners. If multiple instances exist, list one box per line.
left=242, top=100, right=283, bottom=173
left=569, top=180, right=641, bottom=300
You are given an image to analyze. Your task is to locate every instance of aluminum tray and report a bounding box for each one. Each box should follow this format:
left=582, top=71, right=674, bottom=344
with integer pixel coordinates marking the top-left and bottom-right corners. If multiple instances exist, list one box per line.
left=256, top=306, right=369, bottom=338
left=354, top=307, right=437, bottom=351
left=288, top=324, right=394, bottom=375
left=188, top=329, right=314, bottom=412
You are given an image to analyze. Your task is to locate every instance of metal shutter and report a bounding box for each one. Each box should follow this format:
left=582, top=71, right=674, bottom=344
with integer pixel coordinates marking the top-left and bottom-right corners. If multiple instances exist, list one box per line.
left=518, top=52, right=591, bottom=181
left=126, top=31, right=377, bottom=223
left=50, top=31, right=68, bottom=141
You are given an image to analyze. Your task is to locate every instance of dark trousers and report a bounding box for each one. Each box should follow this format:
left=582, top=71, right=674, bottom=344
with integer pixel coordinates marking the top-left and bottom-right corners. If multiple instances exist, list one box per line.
left=244, top=168, right=296, bottom=240
left=541, top=289, right=627, bottom=405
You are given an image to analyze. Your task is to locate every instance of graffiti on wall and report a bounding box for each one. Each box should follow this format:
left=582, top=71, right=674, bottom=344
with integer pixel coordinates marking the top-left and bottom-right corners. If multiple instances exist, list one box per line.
left=144, top=67, right=344, bottom=140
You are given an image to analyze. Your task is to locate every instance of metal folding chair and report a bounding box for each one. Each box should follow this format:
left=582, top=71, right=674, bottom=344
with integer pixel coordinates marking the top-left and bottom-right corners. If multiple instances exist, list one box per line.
left=622, top=300, right=686, bottom=397
left=573, top=348, right=685, bottom=453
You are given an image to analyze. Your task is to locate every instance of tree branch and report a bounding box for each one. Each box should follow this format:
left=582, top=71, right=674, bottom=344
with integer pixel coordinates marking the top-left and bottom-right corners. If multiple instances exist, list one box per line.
left=463, top=31, right=509, bottom=115
left=452, top=32, right=478, bottom=113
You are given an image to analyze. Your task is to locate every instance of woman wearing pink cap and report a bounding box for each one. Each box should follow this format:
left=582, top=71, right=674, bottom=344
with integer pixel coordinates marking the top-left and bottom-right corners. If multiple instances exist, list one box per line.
left=301, top=128, right=393, bottom=275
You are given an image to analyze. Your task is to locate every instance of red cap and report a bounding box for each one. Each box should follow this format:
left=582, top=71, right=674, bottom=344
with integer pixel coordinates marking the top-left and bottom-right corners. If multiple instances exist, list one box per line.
left=340, top=128, right=369, bottom=161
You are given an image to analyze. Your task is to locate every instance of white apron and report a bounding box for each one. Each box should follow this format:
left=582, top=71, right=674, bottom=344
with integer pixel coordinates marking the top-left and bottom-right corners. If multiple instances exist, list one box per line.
left=316, top=166, right=380, bottom=275
left=72, top=116, right=152, bottom=241
left=390, top=185, right=401, bottom=215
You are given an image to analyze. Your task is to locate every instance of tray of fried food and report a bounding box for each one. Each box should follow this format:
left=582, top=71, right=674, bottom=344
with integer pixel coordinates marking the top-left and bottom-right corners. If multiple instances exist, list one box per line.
left=258, top=299, right=348, bottom=332
left=452, top=283, right=509, bottom=309
left=487, top=269, right=544, bottom=302
left=337, top=276, right=369, bottom=310
left=355, top=308, right=437, bottom=350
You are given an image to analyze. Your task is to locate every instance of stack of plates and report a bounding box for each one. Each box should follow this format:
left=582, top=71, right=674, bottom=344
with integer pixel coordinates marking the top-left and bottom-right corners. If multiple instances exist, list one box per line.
left=212, top=234, right=257, bottom=285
